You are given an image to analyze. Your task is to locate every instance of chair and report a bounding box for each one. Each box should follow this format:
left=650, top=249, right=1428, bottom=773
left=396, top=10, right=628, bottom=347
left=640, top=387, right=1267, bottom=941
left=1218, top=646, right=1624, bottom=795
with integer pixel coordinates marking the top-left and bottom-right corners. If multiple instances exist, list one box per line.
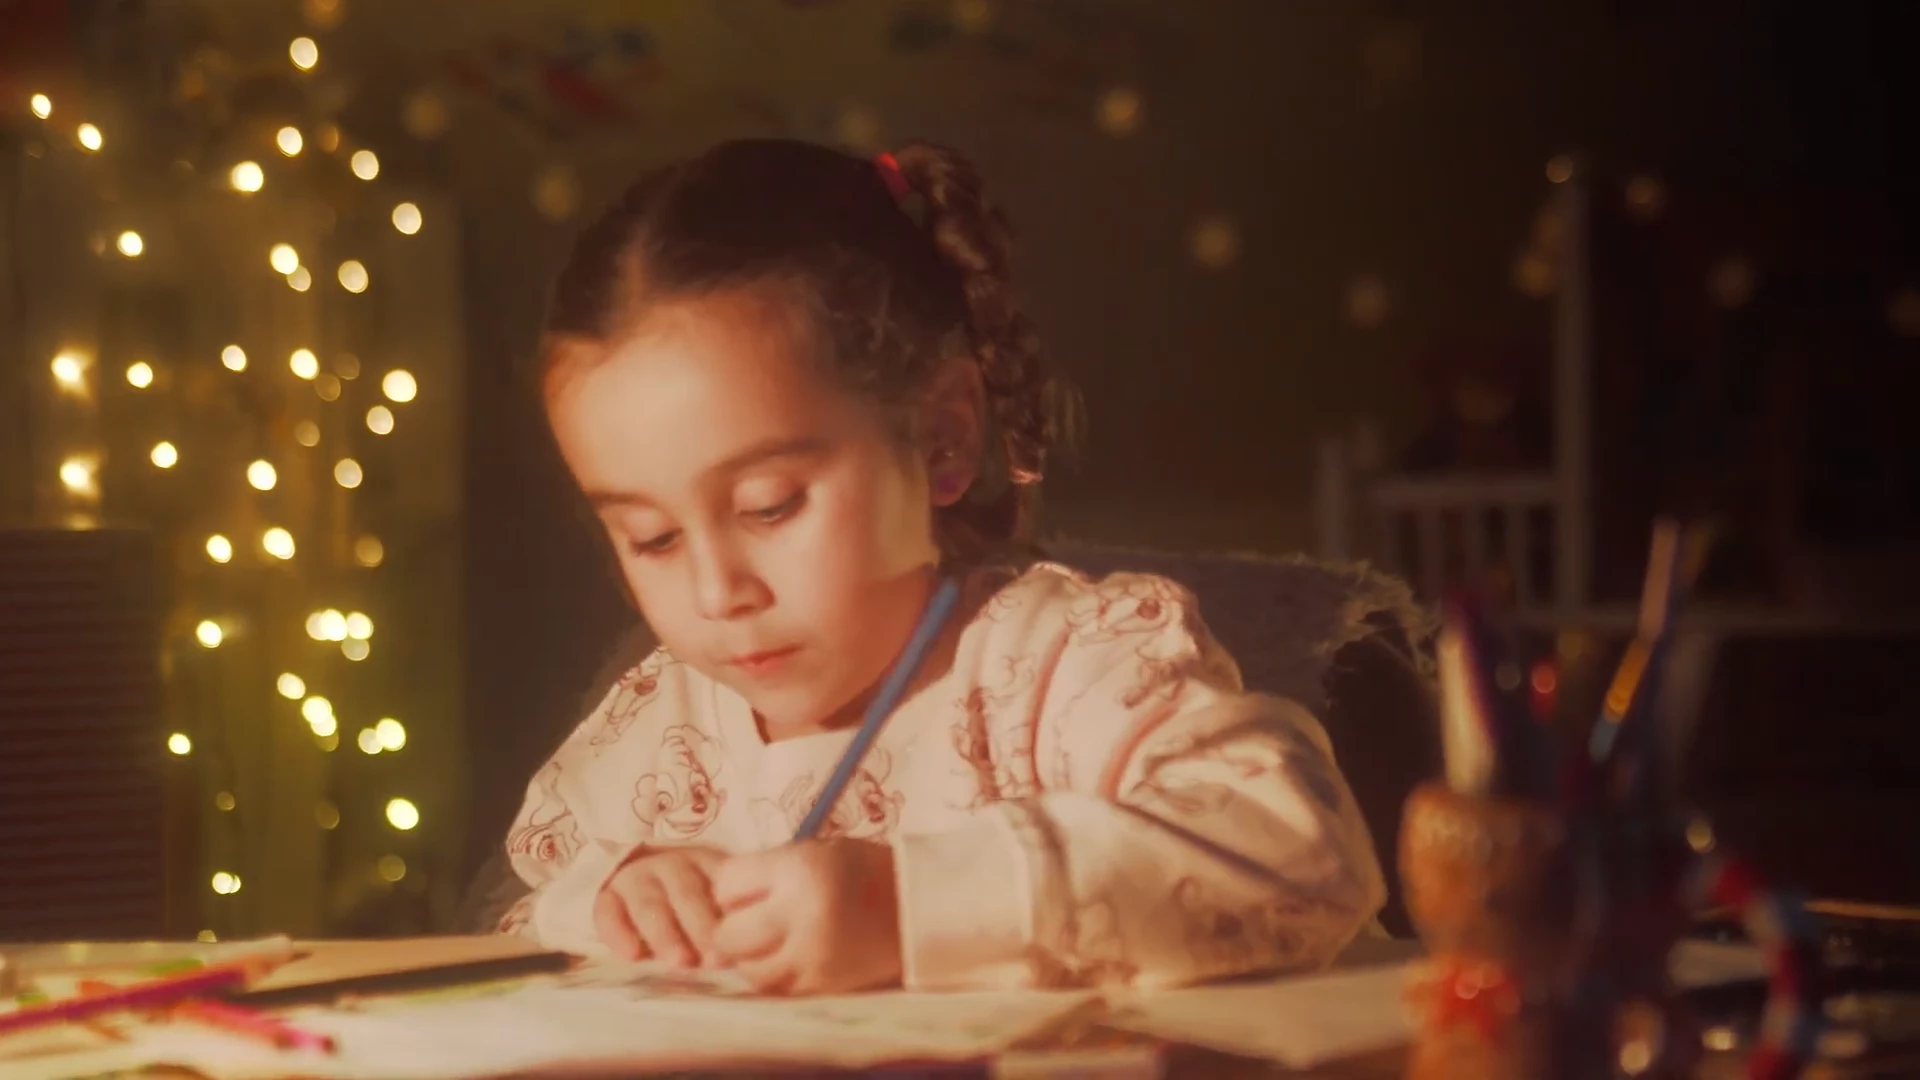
left=454, top=546, right=1439, bottom=938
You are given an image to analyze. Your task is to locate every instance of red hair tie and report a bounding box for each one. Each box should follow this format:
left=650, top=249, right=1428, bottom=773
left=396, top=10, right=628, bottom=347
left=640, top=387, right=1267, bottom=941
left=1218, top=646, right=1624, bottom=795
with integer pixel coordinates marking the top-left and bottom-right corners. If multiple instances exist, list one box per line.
left=872, top=152, right=911, bottom=203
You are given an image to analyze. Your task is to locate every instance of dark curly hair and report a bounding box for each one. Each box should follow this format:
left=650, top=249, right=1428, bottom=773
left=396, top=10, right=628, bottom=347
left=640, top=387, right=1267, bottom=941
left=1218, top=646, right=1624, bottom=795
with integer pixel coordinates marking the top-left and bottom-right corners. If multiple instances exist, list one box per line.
left=540, top=138, right=1072, bottom=560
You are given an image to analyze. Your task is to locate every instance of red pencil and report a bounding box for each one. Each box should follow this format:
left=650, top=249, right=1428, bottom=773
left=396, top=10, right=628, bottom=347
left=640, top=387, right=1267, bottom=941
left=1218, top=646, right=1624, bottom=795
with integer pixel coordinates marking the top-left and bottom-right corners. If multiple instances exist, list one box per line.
left=0, top=962, right=256, bottom=1038
left=171, top=998, right=337, bottom=1053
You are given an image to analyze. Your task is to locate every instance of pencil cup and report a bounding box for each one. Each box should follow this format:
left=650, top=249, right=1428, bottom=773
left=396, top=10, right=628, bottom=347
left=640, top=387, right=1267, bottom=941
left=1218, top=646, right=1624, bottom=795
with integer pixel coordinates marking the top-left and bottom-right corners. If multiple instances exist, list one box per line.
left=1398, top=782, right=1591, bottom=1080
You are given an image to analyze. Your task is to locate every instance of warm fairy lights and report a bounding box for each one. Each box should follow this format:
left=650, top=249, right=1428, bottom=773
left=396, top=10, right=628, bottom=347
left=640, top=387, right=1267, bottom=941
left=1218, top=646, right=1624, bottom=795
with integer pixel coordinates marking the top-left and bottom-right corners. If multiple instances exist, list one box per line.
left=168, top=733, right=193, bottom=756
left=30, top=93, right=52, bottom=119
left=338, top=259, right=369, bottom=293
left=350, top=149, right=379, bottom=180
left=277, top=673, right=306, bottom=699
left=276, top=126, right=304, bottom=156
left=195, top=620, right=224, bottom=648
left=150, top=441, right=179, bottom=469
left=391, top=202, right=422, bottom=234
left=269, top=243, right=300, bottom=274
left=221, top=344, right=247, bottom=371
left=76, top=123, right=102, bottom=151
left=384, top=798, right=419, bottom=830
left=116, top=230, right=144, bottom=257
left=246, top=460, right=278, bottom=491
left=381, top=369, right=417, bottom=403
left=126, top=361, right=154, bottom=388
left=230, top=161, right=264, bottom=192
left=289, top=37, right=319, bottom=71
left=366, top=405, right=395, bottom=434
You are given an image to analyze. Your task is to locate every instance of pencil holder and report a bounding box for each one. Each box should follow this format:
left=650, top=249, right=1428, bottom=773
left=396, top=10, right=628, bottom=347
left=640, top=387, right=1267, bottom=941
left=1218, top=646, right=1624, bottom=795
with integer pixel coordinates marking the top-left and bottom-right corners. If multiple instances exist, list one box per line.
left=1399, top=782, right=1587, bottom=1080
left=1400, top=784, right=1824, bottom=1080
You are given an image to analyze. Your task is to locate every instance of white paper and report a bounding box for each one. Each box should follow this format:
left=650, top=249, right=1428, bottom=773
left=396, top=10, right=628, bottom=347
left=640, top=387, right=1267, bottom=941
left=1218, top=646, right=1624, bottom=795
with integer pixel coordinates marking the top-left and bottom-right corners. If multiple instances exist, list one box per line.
left=1, top=958, right=1104, bottom=1080
left=0, top=939, right=1770, bottom=1080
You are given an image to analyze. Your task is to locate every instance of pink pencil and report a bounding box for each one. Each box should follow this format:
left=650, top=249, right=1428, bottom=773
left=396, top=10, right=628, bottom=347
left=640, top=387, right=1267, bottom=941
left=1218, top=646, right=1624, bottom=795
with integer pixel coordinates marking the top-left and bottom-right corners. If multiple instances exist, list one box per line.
left=0, top=962, right=254, bottom=1038
left=172, top=998, right=337, bottom=1053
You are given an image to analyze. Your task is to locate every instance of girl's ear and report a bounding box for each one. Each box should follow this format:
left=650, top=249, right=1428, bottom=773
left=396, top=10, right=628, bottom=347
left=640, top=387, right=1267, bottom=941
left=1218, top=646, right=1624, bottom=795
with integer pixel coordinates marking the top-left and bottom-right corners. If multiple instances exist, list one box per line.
left=919, top=354, right=986, bottom=508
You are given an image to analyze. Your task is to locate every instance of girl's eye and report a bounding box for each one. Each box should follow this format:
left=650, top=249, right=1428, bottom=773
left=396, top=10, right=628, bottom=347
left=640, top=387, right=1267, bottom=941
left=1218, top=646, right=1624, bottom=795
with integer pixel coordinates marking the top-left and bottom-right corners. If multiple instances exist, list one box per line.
left=627, top=530, right=680, bottom=557
left=744, top=491, right=804, bottom=525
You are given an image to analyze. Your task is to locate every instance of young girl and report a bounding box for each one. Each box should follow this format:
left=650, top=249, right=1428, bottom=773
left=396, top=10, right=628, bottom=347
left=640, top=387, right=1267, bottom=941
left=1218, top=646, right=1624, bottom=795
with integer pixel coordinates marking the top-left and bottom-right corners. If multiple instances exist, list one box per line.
left=500, top=138, right=1386, bottom=995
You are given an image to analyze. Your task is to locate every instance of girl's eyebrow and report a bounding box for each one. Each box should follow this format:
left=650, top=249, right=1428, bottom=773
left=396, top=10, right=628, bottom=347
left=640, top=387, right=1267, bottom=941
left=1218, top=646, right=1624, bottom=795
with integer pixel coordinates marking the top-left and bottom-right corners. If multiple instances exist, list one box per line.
left=583, top=435, right=828, bottom=509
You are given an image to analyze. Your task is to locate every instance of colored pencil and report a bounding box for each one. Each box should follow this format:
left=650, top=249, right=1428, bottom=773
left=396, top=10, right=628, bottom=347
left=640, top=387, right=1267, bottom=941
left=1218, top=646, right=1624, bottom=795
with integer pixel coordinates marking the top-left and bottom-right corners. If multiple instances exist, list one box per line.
left=172, top=997, right=337, bottom=1053
left=0, top=961, right=255, bottom=1038
left=794, top=576, right=961, bottom=841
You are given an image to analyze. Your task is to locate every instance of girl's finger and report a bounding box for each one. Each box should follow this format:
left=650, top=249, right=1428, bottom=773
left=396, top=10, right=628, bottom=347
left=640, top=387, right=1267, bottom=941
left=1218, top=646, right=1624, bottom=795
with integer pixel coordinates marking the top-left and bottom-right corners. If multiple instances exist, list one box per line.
left=592, top=886, right=645, bottom=961
left=711, top=900, right=786, bottom=964
left=656, top=858, right=724, bottom=958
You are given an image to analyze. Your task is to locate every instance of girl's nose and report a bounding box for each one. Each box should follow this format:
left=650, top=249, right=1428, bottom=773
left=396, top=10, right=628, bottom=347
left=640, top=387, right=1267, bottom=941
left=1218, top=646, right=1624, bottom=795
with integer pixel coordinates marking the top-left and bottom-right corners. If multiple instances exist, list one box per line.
left=687, top=537, right=772, bottom=621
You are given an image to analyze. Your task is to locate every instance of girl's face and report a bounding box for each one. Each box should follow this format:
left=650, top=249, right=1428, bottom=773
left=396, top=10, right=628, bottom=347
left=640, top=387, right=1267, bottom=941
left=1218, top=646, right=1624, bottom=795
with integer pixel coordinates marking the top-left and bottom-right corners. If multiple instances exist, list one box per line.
left=545, top=290, right=948, bottom=740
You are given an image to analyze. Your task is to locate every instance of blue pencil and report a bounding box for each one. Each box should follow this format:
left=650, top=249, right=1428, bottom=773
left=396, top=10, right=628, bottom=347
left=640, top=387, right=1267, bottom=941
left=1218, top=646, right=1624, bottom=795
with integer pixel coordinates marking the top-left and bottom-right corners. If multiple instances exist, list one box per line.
left=793, top=577, right=962, bottom=842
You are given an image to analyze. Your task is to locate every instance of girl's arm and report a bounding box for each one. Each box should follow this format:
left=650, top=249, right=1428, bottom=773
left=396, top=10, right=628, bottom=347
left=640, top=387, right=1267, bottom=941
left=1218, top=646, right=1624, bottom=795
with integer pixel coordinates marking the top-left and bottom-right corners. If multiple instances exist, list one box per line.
left=498, top=652, right=717, bottom=955
left=891, top=571, right=1388, bottom=990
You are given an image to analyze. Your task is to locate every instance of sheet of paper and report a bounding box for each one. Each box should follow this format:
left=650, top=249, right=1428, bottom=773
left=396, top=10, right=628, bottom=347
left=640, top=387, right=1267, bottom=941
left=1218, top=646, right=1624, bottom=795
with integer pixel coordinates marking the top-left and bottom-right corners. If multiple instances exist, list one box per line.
left=1101, top=937, right=1769, bottom=1069
left=1, top=955, right=1103, bottom=1080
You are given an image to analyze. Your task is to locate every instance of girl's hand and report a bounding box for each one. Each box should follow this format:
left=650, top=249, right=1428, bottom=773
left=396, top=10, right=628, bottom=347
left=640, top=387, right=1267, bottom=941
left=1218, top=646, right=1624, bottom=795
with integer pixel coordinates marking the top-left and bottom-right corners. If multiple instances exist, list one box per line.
left=594, top=846, right=727, bottom=966
left=709, top=838, right=903, bottom=994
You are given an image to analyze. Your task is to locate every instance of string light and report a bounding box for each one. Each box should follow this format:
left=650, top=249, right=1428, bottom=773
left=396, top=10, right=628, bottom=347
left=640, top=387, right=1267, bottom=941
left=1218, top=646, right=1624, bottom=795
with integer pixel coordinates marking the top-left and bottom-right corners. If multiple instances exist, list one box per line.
left=385, top=798, right=420, bottom=830
left=294, top=421, right=321, bottom=447
left=195, top=620, right=224, bottom=648
left=374, top=718, right=407, bottom=751
left=289, top=348, right=319, bottom=379
left=262, top=526, right=296, bottom=560
left=76, top=123, right=102, bottom=151
left=246, top=459, right=278, bottom=490
left=1189, top=218, right=1240, bottom=270
left=221, top=344, right=247, bottom=371
left=366, top=405, right=394, bottom=435
left=316, top=802, right=340, bottom=830
left=309, top=713, right=338, bottom=738
left=116, top=230, right=144, bottom=257
left=205, top=535, right=234, bottom=563
left=334, top=458, right=363, bottom=488
left=276, top=126, right=304, bottom=156
left=336, top=354, right=361, bottom=379
left=230, top=161, right=264, bottom=192
left=342, top=639, right=370, bottom=661
left=318, top=731, right=339, bottom=752
left=1095, top=87, right=1143, bottom=137
left=381, top=369, right=417, bottom=403
left=391, top=202, right=423, bottom=235
left=210, top=871, right=242, bottom=896
left=277, top=672, right=306, bottom=699
left=287, top=266, right=313, bottom=292
left=300, top=695, right=333, bottom=727
left=345, top=611, right=374, bottom=639
left=377, top=855, right=407, bottom=883
left=349, top=149, right=379, bottom=180
left=58, top=456, right=97, bottom=496
left=50, top=351, right=86, bottom=392
left=269, top=244, right=300, bottom=275
left=30, top=93, right=52, bottom=119
left=315, top=374, right=342, bottom=401
left=358, top=728, right=383, bottom=754
left=289, top=37, right=319, bottom=71
left=215, top=792, right=236, bottom=811
left=306, top=609, right=349, bottom=641
left=337, top=259, right=369, bottom=293
left=168, top=733, right=193, bottom=755
left=1546, top=155, right=1575, bottom=184
left=150, top=441, right=179, bottom=468
left=354, top=535, right=385, bottom=567
left=126, top=361, right=154, bottom=388
left=315, top=122, right=341, bottom=153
